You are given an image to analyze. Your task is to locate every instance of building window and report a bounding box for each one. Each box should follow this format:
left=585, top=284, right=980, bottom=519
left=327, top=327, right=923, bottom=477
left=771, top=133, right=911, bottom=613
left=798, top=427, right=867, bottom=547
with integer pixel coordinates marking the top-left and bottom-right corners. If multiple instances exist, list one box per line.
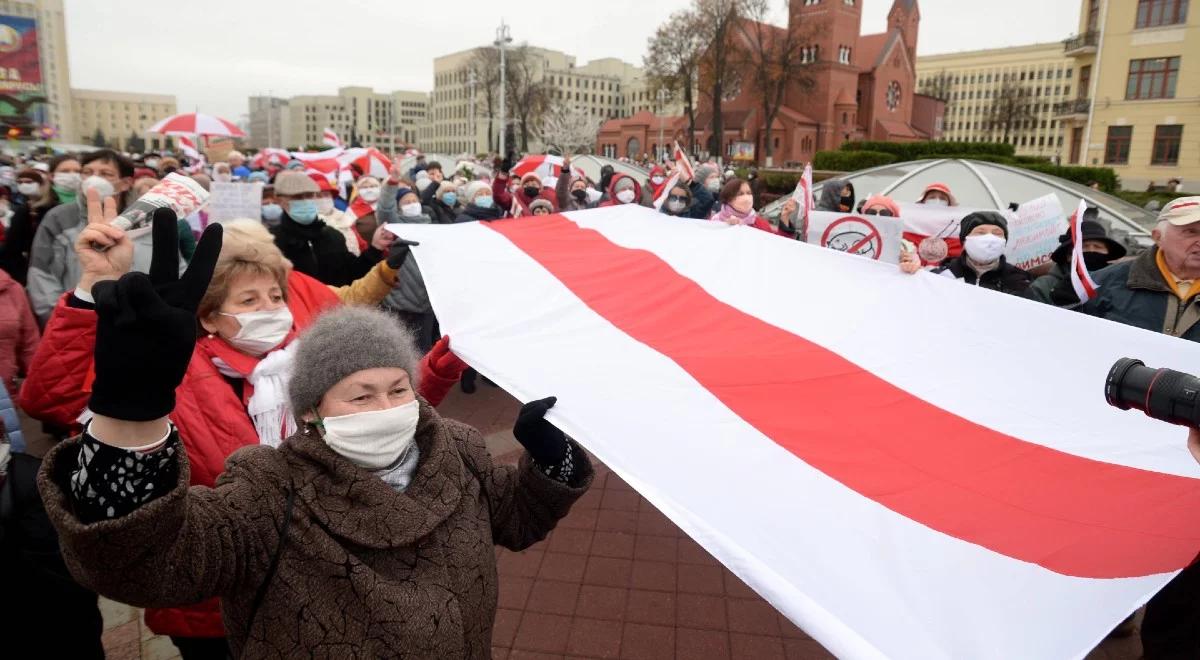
left=1104, top=126, right=1132, bottom=164
left=1126, top=56, right=1180, bottom=99
left=1136, top=0, right=1189, bottom=28
left=1151, top=124, right=1183, bottom=165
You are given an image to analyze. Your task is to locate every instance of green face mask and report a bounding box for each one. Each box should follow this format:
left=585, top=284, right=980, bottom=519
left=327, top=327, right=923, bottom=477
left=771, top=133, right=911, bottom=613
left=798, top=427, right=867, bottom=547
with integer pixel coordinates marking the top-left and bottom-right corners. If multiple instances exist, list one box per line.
left=53, top=185, right=77, bottom=203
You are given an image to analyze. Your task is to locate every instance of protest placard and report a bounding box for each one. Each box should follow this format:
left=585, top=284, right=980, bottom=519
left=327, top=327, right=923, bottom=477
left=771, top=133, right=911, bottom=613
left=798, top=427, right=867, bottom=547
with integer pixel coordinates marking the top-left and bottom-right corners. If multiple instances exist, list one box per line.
left=207, top=181, right=264, bottom=223
left=806, top=211, right=904, bottom=263
left=1006, top=193, right=1067, bottom=270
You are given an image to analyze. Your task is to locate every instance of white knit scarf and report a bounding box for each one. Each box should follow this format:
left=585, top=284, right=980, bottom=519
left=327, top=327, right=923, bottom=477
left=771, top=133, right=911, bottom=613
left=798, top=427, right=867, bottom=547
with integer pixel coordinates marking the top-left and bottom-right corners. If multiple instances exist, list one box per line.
left=213, top=341, right=300, bottom=447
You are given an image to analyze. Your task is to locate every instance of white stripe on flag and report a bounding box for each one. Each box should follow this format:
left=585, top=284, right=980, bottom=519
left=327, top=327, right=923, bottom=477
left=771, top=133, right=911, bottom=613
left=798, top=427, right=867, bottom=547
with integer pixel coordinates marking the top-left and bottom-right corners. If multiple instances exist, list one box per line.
left=388, top=210, right=1194, bottom=659
left=1069, top=199, right=1100, bottom=303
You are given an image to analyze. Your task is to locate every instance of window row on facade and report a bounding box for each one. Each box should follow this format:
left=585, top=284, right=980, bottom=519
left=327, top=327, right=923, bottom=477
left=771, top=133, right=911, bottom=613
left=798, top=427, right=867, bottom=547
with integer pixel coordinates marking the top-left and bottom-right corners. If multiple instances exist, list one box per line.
left=1104, top=124, right=1183, bottom=166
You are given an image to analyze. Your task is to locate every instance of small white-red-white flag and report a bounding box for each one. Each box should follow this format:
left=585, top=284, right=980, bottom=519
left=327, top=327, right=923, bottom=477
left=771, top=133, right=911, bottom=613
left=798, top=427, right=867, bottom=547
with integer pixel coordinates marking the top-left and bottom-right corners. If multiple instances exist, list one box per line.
left=792, top=162, right=814, bottom=228
left=673, top=142, right=694, bottom=182
left=177, top=135, right=201, bottom=161
left=653, top=172, right=681, bottom=211
left=1069, top=199, right=1100, bottom=303
left=323, top=128, right=342, bottom=148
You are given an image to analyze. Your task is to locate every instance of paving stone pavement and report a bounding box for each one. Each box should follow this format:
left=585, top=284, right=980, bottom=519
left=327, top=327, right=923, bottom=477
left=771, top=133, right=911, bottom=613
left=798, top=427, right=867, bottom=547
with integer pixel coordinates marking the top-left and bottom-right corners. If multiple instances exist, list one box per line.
left=99, top=385, right=1144, bottom=659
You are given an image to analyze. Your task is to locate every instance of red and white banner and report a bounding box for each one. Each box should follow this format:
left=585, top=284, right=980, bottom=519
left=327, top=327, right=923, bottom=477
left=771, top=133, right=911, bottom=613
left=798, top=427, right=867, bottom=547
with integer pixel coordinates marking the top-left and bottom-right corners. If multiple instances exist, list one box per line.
left=323, top=127, right=342, bottom=148
left=673, top=141, right=694, bottom=182
left=652, top=172, right=680, bottom=211
left=390, top=205, right=1200, bottom=659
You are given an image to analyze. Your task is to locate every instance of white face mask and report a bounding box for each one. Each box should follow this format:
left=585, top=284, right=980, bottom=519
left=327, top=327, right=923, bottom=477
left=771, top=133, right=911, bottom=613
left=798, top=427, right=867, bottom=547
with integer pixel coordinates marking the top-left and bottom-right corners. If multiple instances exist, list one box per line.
left=963, top=234, right=1007, bottom=263
left=17, top=182, right=40, bottom=196
left=316, top=197, right=335, bottom=215
left=616, top=189, right=636, bottom=204
left=358, top=187, right=381, bottom=203
left=220, top=307, right=293, bottom=356
left=320, top=399, right=419, bottom=470
left=79, top=175, right=115, bottom=206
left=924, top=197, right=949, bottom=207
left=585, top=188, right=602, bottom=204
left=705, top=178, right=721, bottom=193
left=401, top=202, right=422, bottom=217
left=667, top=199, right=687, bottom=213
left=651, top=176, right=665, bottom=185
left=53, top=172, right=81, bottom=191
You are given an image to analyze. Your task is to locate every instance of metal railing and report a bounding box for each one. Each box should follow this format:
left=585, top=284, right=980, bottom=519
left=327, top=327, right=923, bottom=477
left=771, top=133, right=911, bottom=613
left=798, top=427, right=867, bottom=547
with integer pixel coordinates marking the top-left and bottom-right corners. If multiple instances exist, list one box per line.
left=1053, top=98, right=1091, bottom=116
left=1063, top=31, right=1099, bottom=53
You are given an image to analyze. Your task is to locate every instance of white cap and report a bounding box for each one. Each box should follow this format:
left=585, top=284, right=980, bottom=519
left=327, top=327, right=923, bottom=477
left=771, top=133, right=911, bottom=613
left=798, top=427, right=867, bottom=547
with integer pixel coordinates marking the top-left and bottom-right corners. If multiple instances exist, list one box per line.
left=1159, top=196, right=1200, bottom=226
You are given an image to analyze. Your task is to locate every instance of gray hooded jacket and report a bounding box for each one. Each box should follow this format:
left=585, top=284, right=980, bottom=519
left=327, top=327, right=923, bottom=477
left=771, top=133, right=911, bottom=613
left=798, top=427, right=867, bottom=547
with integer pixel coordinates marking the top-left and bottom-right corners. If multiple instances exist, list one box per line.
left=376, top=182, right=432, bottom=314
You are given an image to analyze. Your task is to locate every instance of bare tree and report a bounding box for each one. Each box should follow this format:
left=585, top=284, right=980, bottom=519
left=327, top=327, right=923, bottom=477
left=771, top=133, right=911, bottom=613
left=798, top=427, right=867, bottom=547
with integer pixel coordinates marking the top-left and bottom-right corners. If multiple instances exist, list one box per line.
left=644, top=9, right=706, bottom=151
left=505, top=45, right=552, bottom=153
left=987, top=82, right=1034, bottom=144
left=467, top=47, right=501, bottom=152
left=918, top=70, right=953, bottom=102
left=736, top=0, right=818, bottom=165
left=541, top=104, right=602, bottom=154
left=694, top=0, right=745, bottom=160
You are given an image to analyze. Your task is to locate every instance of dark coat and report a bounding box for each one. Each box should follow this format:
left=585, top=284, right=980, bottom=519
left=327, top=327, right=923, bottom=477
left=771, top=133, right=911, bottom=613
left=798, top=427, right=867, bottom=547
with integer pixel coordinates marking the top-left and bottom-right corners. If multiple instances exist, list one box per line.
left=454, top=204, right=505, bottom=223
left=269, top=214, right=382, bottom=287
left=38, top=401, right=592, bottom=659
left=687, top=180, right=718, bottom=219
left=1077, top=248, right=1200, bottom=341
left=1025, top=262, right=1071, bottom=306
left=934, top=254, right=1032, bottom=296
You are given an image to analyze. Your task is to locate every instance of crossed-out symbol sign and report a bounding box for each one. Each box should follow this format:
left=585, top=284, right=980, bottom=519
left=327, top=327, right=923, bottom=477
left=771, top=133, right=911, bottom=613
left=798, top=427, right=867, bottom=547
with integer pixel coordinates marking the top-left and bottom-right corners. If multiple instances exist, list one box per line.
left=821, top=216, right=884, bottom=260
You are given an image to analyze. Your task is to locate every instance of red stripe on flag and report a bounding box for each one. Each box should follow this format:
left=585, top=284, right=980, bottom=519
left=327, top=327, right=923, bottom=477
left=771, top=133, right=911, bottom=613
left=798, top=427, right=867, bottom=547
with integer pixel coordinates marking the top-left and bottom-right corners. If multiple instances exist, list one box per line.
left=486, top=214, right=1200, bottom=579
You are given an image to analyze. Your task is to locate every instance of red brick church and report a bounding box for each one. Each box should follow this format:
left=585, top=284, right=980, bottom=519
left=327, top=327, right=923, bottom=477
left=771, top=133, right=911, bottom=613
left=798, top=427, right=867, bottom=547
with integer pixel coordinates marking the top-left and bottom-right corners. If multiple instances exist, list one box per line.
left=597, top=0, right=943, bottom=165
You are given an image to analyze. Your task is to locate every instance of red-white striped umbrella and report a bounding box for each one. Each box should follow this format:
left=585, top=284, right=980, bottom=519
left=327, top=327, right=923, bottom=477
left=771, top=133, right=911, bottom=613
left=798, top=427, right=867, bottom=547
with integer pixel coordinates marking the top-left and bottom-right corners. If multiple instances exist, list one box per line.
left=148, top=112, right=246, bottom=138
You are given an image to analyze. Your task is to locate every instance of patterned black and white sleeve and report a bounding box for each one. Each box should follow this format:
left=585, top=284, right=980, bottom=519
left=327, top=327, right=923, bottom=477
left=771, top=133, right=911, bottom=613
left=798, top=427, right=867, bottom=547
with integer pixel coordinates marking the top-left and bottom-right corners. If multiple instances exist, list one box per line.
left=68, top=423, right=181, bottom=524
left=535, top=438, right=586, bottom=487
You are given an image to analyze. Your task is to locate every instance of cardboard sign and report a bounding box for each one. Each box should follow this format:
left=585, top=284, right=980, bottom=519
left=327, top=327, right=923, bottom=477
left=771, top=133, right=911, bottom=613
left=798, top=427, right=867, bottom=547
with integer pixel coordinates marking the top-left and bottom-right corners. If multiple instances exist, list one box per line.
left=1007, top=193, right=1067, bottom=271
left=207, top=181, right=264, bottom=223
left=806, top=211, right=904, bottom=263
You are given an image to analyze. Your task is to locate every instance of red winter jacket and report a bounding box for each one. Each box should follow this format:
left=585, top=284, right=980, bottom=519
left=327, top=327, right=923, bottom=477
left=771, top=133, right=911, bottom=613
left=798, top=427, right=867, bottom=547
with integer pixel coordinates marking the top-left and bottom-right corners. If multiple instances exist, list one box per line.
left=19, top=269, right=464, bottom=639
left=647, top=165, right=669, bottom=200
left=0, top=269, right=39, bottom=396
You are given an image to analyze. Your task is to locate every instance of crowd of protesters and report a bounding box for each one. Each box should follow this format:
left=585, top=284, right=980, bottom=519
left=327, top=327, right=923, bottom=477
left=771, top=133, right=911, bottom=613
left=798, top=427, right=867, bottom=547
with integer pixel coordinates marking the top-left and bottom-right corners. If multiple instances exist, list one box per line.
left=0, top=143, right=1197, bottom=659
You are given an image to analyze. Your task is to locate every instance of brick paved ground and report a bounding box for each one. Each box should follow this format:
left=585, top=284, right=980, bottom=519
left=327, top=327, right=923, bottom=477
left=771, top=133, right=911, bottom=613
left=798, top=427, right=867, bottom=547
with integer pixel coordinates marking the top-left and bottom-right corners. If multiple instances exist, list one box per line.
left=95, top=385, right=1143, bottom=659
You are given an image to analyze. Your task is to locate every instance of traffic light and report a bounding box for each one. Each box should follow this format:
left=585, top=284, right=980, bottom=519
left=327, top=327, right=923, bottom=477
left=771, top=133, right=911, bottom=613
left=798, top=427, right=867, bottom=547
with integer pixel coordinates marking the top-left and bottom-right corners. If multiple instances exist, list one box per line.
left=6, top=127, right=20, bottom=139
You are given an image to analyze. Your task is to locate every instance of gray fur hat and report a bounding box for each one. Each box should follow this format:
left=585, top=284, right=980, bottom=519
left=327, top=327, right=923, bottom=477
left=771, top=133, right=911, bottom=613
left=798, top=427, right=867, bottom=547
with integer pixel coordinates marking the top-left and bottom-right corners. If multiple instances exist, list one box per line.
left=289, top=307, right=422, bottom=417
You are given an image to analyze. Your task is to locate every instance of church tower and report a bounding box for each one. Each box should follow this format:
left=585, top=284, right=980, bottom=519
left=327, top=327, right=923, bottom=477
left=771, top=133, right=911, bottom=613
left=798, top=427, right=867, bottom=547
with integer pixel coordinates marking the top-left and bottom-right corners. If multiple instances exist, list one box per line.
left=789, top=0, right=862, bottom=67
left=888, top=0, right=921, bottom=66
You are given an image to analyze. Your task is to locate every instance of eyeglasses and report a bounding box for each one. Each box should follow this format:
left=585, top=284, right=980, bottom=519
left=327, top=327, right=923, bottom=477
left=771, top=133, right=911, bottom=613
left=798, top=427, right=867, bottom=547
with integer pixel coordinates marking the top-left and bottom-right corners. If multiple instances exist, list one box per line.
left=667, top=195, right=688, bottom=203
left=864, top=208, right=895, bottom=217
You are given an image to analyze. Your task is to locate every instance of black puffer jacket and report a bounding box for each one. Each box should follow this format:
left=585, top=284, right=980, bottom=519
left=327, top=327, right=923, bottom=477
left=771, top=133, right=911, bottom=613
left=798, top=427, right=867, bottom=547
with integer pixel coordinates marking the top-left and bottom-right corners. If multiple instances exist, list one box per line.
left=269, top=214, right=382, bottom=286
left=934, top=254, right=1032, bottom=296
left=454, top=204, right=505, bottom=223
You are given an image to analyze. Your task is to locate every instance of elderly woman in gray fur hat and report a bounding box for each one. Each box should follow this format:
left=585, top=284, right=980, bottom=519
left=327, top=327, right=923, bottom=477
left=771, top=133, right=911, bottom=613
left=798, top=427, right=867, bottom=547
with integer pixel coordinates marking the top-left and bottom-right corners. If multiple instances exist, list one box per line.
left=36, top=214, right=592, bottom=659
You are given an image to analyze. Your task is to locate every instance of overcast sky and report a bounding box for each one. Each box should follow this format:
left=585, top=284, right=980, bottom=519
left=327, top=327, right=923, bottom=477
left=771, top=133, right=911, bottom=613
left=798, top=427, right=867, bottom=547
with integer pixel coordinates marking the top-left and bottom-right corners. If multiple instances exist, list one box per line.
left=62, top=0, right=1081, bottom=122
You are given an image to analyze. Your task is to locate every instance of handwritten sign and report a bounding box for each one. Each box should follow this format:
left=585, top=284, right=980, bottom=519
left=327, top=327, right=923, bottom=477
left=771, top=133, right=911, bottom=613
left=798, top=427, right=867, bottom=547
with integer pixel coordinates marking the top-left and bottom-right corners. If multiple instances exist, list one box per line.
left=1006, top=193, right=1066, bottom=270
left=208, top=181, right=264, bottom=223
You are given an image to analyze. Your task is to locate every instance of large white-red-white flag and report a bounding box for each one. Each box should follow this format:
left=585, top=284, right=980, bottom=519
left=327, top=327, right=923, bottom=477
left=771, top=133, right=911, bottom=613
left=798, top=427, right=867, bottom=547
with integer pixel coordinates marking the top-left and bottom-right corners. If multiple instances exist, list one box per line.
left=322, top=127, right=342, bottom=148
left=391, top=205, right=1200, bottom=660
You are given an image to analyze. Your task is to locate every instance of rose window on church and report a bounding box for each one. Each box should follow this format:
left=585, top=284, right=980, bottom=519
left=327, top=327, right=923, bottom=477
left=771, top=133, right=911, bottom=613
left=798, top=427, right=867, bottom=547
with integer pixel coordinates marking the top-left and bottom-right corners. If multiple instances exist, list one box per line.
left=886, top=81, right=901, bottom=111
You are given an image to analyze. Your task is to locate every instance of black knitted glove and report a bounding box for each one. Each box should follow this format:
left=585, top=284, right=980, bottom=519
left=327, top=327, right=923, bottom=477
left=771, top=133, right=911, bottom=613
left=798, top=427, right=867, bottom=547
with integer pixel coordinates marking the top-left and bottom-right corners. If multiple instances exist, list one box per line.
left=513, top=396, right=569, bottom=468
left=386, top=238, right=420, bottom=269
left=88, top=209, right=223, bottom=421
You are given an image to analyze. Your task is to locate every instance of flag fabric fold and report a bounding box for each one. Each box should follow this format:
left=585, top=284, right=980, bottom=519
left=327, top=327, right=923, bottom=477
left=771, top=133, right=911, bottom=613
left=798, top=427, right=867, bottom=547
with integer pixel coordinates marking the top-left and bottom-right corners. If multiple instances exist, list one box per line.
left=387, top=206, right=1200, bottom=660
left=1070, top=199, right=1101, bottom=303
left=322, top=127, right=342, bottom=148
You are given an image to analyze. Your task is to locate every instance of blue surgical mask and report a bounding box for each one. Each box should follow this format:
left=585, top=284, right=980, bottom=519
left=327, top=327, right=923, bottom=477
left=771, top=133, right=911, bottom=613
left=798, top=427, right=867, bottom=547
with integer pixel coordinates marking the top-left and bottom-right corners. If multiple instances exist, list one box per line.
left=442, top=192, right=457, bottom=207
left=288, top=199, right=319, bottom=224
left=474, top=196, right=494, bottom=209
left=261, top=203, right=283, bottom=222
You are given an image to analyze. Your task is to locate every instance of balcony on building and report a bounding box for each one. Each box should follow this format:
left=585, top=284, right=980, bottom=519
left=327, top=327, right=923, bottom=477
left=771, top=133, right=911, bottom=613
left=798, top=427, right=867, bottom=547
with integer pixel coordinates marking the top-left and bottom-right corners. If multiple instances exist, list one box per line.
left=1062, top=31, right=1098, bottom=57
left=1053, top=97, right=1090, bottom=121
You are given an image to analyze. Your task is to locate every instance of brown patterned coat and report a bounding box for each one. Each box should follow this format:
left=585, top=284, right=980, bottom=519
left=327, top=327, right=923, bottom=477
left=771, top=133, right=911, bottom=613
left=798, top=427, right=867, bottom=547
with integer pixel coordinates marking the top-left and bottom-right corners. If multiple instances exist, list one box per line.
left=37, top=401, right=592, bottom=658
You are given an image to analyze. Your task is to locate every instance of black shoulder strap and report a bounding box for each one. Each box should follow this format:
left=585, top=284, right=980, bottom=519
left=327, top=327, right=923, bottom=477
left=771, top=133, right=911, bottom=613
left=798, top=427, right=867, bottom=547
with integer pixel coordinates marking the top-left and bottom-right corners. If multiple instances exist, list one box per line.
left=245, top=485, right=295, bottom=637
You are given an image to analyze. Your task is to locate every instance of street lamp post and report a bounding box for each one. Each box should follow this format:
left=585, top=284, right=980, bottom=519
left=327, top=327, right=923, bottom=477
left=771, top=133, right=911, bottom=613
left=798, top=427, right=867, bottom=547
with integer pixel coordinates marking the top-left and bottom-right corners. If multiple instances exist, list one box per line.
left=656, top=88, right=668, bottom=162
left=494, top=20, right=513, bottom=157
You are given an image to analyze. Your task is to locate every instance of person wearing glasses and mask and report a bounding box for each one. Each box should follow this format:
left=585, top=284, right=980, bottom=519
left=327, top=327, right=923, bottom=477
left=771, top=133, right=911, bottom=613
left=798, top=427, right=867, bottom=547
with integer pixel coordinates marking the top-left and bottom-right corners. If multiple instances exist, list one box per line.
left=21, top=205, right=467, bottom=659
left=269, top=171, right=390, bottom=287
left=660, top=182, right=694, bottom=218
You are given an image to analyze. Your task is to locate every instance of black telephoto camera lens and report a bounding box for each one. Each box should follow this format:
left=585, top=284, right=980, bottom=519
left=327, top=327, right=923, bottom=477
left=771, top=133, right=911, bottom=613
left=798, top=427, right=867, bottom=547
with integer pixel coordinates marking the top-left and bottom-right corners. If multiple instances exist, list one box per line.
left=1105, top=358, right=1200, bottom=427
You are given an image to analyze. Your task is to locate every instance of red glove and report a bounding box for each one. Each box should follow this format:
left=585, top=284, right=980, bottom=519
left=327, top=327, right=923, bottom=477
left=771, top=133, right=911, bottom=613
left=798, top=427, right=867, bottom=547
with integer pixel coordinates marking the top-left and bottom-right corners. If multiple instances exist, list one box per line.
left=429, top=335, right=468, bottom=380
